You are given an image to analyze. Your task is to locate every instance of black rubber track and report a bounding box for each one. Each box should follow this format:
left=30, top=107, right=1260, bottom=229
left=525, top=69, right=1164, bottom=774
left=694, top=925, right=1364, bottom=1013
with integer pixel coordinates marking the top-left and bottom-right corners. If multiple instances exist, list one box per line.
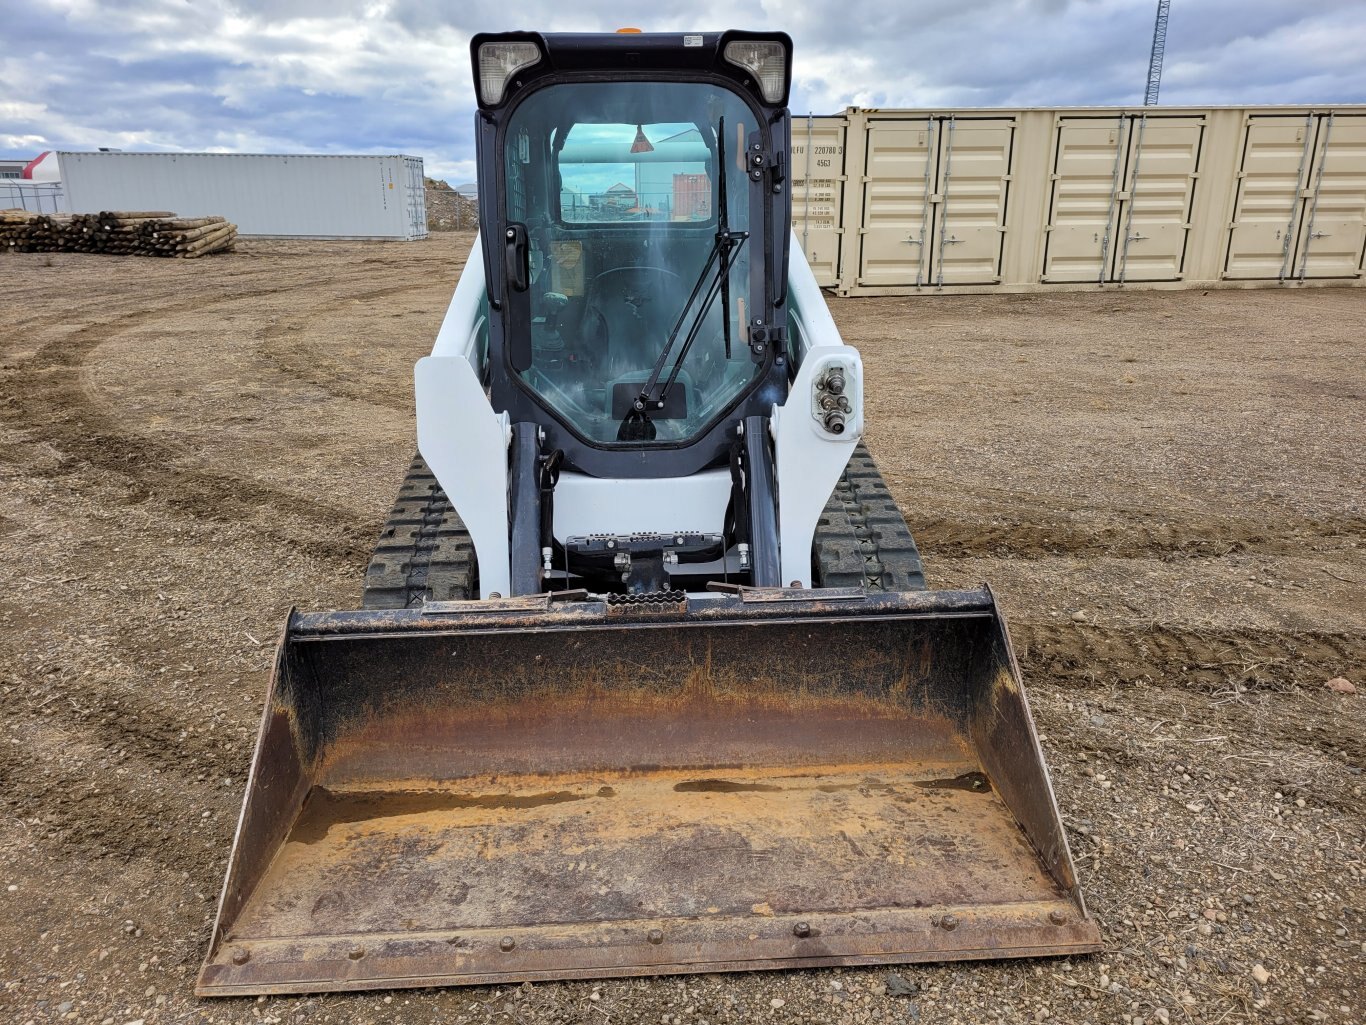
left=813, top=443, right=927, bottom=591
left=361, top=454, right=476, bottom=608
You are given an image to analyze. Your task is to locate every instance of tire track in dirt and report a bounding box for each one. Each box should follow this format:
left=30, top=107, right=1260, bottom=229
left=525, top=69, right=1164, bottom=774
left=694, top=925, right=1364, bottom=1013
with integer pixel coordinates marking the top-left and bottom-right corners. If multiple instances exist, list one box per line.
left=912, top=511, right=1365, bottom=561
left=1034, top=683, right=1365, bottom=807
left=1, top=269, right=417, bottom=877
left=0, top=610, right=253, bottom=780
left=0, top=259, right=324, bottom=337
left=252, top=279, right=438, bottom=412
left=0, top=287, right=379, bottom=566
left=0, top=713, right=232, bottom=865
left=1, top=590, right=245, bottom=868
left=1015, top=618, right=1364, bottom=696
left=9, top=683, right=246, bottom=782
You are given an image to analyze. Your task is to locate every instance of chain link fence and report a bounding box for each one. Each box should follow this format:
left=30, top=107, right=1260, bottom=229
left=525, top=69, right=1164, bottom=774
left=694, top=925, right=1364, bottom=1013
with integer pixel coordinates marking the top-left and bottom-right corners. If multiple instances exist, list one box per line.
left=1, top=181, right=67, bottom=214
left=424, top=181, right=478, bottom=231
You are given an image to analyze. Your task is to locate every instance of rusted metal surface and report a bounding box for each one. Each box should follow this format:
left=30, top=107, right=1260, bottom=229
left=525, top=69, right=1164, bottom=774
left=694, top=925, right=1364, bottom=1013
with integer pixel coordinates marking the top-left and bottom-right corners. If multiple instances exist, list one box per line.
left=201, top=899, right=1098, bottom=996
left=199, top=587, right=1101, bottom=996
left=205, top=619, right=312, bottom=950
left=971, top=595, right=1089, bottom=910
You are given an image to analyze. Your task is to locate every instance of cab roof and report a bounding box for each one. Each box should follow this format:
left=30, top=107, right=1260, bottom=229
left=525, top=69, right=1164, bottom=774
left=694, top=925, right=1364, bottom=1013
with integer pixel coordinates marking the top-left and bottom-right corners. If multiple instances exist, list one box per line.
left=469, top=31, right=793, bottom=111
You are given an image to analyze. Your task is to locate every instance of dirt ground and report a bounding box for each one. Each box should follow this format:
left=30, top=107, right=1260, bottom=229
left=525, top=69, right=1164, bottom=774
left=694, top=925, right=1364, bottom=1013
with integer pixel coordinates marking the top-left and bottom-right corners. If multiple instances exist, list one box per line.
left=1, top=232, right=1361, bottom=1025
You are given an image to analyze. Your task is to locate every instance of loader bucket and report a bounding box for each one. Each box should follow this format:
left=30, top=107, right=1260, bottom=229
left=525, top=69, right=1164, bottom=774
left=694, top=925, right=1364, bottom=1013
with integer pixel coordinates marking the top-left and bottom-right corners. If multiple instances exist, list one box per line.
left=198, top=587, right=1100, bottom=996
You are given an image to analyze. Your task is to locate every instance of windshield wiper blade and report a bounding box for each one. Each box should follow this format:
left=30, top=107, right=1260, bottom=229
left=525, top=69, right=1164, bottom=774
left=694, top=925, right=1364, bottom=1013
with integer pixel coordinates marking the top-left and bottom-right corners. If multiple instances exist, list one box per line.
left=717, top=116, right=736, bottom=363
left=655, top=231, right=744, bottom=398
left=619, top=116, right=747, bottom=442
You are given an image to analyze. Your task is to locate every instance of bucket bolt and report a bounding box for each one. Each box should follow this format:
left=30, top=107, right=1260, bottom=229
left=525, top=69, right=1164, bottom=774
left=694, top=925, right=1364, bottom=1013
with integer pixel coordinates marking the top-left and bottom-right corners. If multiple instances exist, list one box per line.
left=792, top=922, right=811, bottom=938
left=1049, top=909, right=1068, bottom=926
left=499, top=936, right=516, bottom=952
left=647, top=929, right=664, bottom=945
left=230, top=947, right=250, bottom=966
left=348, top=944, right=365, bottom=960
left=939, top=914, right=959, bottom=931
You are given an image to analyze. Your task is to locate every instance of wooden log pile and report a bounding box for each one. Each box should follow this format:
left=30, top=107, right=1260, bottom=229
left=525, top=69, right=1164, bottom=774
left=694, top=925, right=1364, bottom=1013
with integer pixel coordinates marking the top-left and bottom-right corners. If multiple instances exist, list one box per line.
left=139, top=216, right=239, bottom=258
left=1, top=210, right=74, bottom=252
left=1, top=210, right=238, bottom=258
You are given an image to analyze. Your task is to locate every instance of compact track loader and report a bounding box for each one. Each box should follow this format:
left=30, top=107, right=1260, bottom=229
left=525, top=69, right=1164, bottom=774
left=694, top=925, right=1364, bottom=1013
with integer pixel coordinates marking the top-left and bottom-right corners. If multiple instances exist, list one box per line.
left=198, top=31, right=1100, bottom=996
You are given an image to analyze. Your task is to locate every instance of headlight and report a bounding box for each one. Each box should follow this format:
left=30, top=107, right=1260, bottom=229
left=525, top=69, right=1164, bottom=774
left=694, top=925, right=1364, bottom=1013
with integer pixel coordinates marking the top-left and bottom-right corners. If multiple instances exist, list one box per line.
left=477, top=41, right=541, bottom=105
left=722, top=40, right=787, bottom=103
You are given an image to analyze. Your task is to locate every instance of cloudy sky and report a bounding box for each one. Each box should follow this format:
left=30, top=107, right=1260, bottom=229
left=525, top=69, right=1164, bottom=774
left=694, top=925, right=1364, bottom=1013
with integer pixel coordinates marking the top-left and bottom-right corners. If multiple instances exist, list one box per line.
left=3, top=0, right=1364, bottom=184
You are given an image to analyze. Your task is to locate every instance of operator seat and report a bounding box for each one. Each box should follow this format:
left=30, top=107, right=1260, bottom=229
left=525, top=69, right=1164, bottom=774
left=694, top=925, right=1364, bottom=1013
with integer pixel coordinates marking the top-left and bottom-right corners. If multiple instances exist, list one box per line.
left=582, top=266, right=682, bottom=380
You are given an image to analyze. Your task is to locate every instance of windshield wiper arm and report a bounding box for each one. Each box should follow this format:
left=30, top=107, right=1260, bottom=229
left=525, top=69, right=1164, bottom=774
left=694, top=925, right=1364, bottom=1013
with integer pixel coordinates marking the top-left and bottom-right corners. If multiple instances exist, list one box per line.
left=619, top=116, right=747, bottom=441
left=655, top=230, right=744, bottom=399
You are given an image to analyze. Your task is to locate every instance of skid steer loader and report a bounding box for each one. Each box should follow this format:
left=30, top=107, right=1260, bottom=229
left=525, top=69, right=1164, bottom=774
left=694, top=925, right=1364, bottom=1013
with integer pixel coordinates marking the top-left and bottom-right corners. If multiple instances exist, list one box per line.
left=198, top=31, right=1100, bottom=996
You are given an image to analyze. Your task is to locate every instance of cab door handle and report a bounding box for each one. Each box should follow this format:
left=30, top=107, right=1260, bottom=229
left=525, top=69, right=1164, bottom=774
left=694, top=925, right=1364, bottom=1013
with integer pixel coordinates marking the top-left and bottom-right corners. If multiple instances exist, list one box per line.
left=504, top=223, right=530, bottom=293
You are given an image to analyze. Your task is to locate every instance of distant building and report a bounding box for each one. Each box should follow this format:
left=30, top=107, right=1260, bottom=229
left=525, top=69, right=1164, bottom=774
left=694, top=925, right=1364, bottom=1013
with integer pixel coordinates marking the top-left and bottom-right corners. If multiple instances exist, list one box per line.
left=560, top=184, right=586, bottom=218
left=0, top=153, right=65, bottom=212
left=596, top=182, right=638, bottom=215
left=634, top=128, right=708, bottom=220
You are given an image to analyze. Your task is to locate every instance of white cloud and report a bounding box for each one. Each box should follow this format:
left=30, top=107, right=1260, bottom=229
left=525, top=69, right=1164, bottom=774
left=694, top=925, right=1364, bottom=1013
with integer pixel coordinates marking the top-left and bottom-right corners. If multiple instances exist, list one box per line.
left=1, top=0, right=1363, bottom=184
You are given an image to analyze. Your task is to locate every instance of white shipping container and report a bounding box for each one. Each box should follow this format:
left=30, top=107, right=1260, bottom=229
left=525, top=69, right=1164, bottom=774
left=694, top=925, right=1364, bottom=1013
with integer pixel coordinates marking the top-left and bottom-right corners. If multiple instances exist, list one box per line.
left=56, top=152, right=428, bottom=240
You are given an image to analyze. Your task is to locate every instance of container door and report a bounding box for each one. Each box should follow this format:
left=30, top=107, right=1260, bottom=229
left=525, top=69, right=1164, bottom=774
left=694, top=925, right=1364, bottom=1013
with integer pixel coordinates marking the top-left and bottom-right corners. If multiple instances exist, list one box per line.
left=1224, top=116, right=1318, bottom=279
left=406, top=157, right=429, bottom=240
left=1291, top=114, right=1366, bottom=280
left=931, top=117, right=1014, bottom=286
left=1111, top=116, right=1204, bottom=282
left=856, top=119, right=935, bottom=287
left=1042, top=117, right=1129, bottom=283
left=791, top=117, right=848, bottom=287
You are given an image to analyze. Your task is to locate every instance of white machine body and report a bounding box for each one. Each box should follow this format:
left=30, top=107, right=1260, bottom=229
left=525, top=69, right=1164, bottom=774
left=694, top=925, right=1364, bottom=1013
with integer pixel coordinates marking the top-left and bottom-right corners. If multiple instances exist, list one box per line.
left=415, top=233, right=861, bottom=598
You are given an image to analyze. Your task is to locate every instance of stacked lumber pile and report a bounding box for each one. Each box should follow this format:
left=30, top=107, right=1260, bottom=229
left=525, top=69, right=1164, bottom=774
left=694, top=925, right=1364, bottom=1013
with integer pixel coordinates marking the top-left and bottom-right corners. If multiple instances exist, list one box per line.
left=1, top=210, right=238, bottom=258
left=137, top=215, right=237, bottom=258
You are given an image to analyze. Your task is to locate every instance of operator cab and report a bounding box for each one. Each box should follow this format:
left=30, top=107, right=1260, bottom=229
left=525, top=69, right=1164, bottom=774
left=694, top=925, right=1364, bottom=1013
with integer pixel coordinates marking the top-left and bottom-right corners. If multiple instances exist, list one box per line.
left=472, top=32, right=794, bottom=478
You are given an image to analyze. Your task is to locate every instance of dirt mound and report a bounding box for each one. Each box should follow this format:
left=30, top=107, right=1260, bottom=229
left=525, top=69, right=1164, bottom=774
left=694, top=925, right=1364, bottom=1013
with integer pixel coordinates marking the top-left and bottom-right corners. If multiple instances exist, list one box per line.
left=424, top=177, right=478, bottom=231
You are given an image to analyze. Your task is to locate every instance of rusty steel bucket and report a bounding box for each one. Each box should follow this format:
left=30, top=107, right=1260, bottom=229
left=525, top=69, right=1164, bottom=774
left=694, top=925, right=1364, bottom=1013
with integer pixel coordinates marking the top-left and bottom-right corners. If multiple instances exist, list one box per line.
left=197, top=586, right=1100, bottom=996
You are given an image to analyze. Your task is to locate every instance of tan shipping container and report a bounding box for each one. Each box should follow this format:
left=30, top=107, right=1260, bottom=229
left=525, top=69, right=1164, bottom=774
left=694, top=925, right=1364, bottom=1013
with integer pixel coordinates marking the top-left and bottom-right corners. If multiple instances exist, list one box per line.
left=790, top=114, right=849, bottom=285
left=790, top=106, right=1366, bottom=294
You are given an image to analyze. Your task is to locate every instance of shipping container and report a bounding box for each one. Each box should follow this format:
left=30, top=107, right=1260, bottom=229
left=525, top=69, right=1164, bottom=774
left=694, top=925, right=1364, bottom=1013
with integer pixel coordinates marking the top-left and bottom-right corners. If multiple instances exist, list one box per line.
left=672, top=172, right=712, bottom=220
left=790, top=113, right=849, bottom=286
left=790, top=106, right=1366, bottom=294
left=56, top=152, right=428, bottom=240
